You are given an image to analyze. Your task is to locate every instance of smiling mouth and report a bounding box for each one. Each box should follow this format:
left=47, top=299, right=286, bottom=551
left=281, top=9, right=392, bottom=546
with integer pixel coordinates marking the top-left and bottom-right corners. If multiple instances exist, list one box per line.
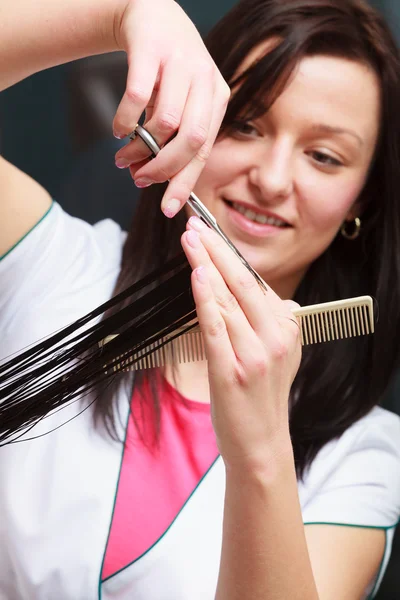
left=224, top=200, right=290, bottom=228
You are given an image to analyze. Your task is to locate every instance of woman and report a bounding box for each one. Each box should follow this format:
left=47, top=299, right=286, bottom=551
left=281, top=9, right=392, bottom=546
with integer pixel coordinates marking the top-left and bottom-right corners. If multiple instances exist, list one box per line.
left=0, top=0, right=400, bottom=598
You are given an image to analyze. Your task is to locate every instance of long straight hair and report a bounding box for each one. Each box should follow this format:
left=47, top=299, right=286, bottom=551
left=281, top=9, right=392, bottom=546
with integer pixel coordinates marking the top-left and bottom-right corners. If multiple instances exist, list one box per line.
left=94, top=0, right=400, bottom=478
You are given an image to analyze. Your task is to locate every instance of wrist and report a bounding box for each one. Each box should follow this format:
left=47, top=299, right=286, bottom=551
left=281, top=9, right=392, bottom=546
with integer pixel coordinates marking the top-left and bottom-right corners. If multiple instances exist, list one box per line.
left=112, top=0, right=131, bottom=51
left=223, top=432, right=295, bottom=484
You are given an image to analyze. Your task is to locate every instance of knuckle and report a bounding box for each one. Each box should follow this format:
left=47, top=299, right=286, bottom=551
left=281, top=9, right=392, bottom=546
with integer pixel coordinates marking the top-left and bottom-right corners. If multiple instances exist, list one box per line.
left=216, top=291, right=239, bottom=315
left=144, top=158, right=171, bottom=183
left=153, top=164, right=170, bottom=182
left=231, top=364, right=248, bottom=387
left=291, top=320, right=301, bottom=341
left=271, top=340, right=289, bottom=361
left=231, top=351, right=268, bottom=386
left=220, top=82, right=231, bottom=106
left=249, top=356, right=269, bottom=377
left=243, top=343, right=269, bottom=376
left=187, top=125, right=208, bottom=151
left=207, top=318, right=227, bottom=340
left=237, top=273, right=258, bottom=292
left=125, top=85, right=150, bottom=106
left=170, top=48, right=186, bottom=63
left=156, top=111, right=181, bottom=135
left=194, top=59, right=214, bottom=79
left=284, top=300, right=300, bottom=312
left=195, top=141, right=212, bottom=164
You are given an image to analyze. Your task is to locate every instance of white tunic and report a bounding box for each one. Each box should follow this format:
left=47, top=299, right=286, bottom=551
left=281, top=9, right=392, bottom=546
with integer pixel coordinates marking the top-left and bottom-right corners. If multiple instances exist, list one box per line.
left=0, top=203, right=399, bottom=599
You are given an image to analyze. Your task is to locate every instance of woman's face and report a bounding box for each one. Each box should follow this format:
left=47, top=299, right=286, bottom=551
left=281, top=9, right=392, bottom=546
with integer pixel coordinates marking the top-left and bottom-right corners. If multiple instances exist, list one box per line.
left=192, top=51, right=381, bottom=298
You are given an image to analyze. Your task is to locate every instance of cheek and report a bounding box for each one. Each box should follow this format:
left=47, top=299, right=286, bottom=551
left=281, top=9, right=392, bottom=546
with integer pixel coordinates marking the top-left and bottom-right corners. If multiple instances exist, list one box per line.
left=195, top=140, right=244, bottom=193
left=300, top=176, right=364, bottom=232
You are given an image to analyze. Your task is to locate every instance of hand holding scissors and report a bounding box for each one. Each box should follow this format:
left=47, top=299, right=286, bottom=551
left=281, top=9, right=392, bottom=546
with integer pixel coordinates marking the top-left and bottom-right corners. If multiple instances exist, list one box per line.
left=113, top=0, right=230, bottom=218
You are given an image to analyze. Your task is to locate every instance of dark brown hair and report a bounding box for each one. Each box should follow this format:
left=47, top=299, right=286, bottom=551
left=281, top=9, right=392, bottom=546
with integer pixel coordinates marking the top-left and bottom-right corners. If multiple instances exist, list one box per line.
left=95, top=0, right=400, bottom=478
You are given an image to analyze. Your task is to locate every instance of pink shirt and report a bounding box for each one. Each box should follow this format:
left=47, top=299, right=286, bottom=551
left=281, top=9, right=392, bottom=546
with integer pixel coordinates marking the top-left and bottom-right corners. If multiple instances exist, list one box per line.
left=102, top=374, right=219, bottom=581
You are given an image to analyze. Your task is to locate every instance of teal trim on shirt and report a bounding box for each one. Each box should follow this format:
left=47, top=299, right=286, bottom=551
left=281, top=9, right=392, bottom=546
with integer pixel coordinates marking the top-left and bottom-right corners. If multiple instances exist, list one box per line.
left=304, top=521, right=399, bottom=599
left=0, top=201, right=54, bottom=262
left=304, top=521, right=399, bottom=530
left=101, top=453, right=221, bottom=586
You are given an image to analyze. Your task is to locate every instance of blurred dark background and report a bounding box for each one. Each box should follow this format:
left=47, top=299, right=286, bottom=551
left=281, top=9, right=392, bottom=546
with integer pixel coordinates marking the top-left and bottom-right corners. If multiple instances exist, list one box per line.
left=0, top=1, right=399, bottom=597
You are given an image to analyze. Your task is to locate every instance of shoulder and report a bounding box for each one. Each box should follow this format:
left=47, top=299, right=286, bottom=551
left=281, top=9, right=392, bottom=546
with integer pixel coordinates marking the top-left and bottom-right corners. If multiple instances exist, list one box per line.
left=299, top=407, right=400, bottom=528
left=0, top=200, right=127, bottom=282
left=0, top=202, right=127, bottom=358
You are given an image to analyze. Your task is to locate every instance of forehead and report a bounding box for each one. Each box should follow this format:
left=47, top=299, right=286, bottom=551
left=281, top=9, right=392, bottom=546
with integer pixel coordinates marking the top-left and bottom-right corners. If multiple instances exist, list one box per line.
left=281, top=55, right=380, bottom=145
left=240, top=43, right=381, bottom=148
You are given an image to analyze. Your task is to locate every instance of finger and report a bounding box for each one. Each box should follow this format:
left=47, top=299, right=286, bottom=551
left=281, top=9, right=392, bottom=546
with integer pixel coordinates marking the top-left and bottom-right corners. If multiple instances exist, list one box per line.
left=183, top=227, right=238, bottom=299
left=127, top=159, right=151, bottom=179
left=159, top=80, right=229, bottom=217
left=115, top=90, right=158, bottom=169
left=143, top=59, right=191, bottom=148
left=113, top=50, right=160, bottom=140
left=143, top=85, right=158, bottom=124
left=133, top=67, right=214, bottom=187
left=190, top=266, right=235, bottom=371
left=276, top=300, right=302, bottom=335
left=182, top=230, right=261, bottom=366
left=115, top=61, right=190, bottom=169
left=187, top=217, right=283, bottom=338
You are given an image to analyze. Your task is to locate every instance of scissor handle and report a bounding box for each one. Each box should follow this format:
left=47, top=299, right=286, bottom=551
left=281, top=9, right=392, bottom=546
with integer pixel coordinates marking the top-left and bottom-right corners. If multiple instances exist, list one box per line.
left=130, top=124, right=161, bottom=156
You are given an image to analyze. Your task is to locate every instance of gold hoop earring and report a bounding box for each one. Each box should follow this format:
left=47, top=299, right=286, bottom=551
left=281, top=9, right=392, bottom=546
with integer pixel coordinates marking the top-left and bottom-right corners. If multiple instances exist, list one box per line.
left=341, top=217, right=361, bottom=240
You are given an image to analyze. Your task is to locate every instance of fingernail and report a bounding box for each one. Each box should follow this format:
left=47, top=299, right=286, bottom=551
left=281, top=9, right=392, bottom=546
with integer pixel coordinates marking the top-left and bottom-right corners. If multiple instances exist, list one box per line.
left=189, top=216, right=206, bottom=231
left=135, top=178, right=154, bottom=188
left=195, top=266, right=207, bottom=283
left=113, top=131, right=126, bottom=140
left=186, top=230, right=200, bottom=248
left=162, top=198, right=181, bottom=218
left=115, top=158, right=132, bottom=169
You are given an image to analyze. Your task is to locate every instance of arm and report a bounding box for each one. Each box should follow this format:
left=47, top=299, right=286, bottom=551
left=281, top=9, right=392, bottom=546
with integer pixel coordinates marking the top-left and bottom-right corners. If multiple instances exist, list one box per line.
left=218, top=447, right=319, bottom=600
left=0, top=0, right=121, bottom=257
left=305, top=525, right=385, bottom=599
left=180, top=217, right=388, bottom=600
left=0, top=0, right=120, bottom=92
left=217, top=457, right=385, bottom=600
left=0, top=0, right=229, bottom=257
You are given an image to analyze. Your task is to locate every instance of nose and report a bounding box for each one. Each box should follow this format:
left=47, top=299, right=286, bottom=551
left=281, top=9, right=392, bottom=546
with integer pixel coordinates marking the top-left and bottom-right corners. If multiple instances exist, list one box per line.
left=248, top=140, right=294, bottom=203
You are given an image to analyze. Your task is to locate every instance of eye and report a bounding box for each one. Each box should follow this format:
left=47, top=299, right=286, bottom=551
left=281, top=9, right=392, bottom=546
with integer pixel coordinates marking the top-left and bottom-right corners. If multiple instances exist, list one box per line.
left=309, top=150, right=343, bottom=167
left=230, top=120, right=260, bottom=138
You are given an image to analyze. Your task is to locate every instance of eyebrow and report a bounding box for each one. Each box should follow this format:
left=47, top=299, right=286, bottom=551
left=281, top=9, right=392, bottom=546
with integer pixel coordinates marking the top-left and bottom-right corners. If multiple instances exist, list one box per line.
left=310, top=124, right=364, bottom=147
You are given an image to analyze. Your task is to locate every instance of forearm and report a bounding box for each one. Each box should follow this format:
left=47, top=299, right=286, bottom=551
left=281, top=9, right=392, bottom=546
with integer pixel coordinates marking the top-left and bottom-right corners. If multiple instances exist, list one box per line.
left=0, top=0, right=127, bottom=91
left=216, top=442, right=319, bottom=600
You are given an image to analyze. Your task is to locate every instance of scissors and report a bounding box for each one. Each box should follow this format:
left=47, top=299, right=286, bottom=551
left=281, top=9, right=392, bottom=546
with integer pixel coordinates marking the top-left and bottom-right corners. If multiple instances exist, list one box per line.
left=130, top=124, right=268, bottom=292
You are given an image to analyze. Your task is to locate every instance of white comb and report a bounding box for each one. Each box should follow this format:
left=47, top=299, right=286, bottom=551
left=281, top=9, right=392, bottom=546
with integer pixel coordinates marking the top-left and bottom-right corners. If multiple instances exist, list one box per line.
left=100, top=295, right=374, bottom=373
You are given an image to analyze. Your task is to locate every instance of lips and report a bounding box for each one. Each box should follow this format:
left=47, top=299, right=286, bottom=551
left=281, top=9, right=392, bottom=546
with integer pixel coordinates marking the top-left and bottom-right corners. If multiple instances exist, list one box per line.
left=224, top=199, right=291, bottom=228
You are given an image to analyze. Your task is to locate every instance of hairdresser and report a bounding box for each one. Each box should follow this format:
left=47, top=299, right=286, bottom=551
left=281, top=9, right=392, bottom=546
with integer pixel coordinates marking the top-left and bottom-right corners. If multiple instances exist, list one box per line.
left=1, top=0, right=400, bottom=599
left=0, top=0, right=229, bottom=259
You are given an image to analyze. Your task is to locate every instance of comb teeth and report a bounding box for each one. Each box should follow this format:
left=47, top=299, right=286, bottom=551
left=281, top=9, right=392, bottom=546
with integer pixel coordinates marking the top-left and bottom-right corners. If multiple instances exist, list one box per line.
left=293, top=296, right=374, bottom=345
left=102, top=330, right=205, bottom=374
left=101, top=295, right=374, bottom=372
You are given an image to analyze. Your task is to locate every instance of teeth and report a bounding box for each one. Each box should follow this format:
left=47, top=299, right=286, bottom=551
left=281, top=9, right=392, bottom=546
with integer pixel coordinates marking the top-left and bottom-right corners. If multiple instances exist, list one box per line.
left=231, top=202, right=287, bottom=227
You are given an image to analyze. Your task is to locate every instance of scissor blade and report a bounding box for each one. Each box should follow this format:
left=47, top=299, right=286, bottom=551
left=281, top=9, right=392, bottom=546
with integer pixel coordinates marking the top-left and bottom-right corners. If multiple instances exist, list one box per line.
left=132, top=124, right=268, bottom=292
left=212, top=224, right=268, bottom=292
